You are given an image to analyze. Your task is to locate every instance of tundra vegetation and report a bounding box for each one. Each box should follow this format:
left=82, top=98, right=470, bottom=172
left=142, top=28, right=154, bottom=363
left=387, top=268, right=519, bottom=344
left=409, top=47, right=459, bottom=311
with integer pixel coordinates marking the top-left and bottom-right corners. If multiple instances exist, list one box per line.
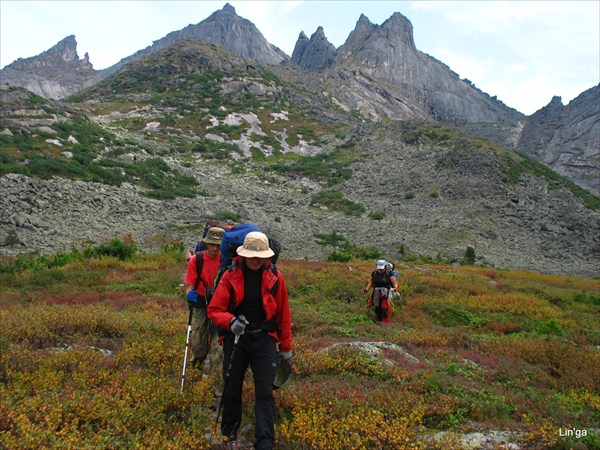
left=1, top=237, right=599, bottom=449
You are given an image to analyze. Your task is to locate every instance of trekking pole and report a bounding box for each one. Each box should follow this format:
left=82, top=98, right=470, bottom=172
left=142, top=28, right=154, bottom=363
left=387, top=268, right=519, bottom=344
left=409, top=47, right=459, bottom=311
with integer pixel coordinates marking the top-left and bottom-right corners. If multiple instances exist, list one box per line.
left=180, top=304, right=194, bottom=393
left=214, top=315, right=245, bottom=428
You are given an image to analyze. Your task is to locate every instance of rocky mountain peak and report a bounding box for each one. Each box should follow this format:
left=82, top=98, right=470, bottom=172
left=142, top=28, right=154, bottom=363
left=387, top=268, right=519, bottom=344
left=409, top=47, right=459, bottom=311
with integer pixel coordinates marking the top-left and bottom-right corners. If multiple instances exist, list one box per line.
left=382, top=12, right=416, bottom=47
left=152, top=2, right=288, bottom=65
left=338, top=14, right=375, bottom=60
left=5, top=35, right=94, bottom=72
left=331, top=10, right=523, bottom=128
left=337, top=11, right=416, bottom=65
left=356, top=14, right=374, bottom=30
left=291, top=26, right=337, bottom=71
left=517, top=85, right=600, bottom=194
left=0, top=35, right=96, bottom=99
left=221, top=2, right=236, bottom=14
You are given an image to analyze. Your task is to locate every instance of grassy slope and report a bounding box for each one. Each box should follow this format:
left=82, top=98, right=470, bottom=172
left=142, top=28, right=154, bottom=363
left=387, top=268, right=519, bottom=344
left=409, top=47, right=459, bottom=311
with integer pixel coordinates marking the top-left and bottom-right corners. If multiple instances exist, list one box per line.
left=1, top=250, right=599, bottom=449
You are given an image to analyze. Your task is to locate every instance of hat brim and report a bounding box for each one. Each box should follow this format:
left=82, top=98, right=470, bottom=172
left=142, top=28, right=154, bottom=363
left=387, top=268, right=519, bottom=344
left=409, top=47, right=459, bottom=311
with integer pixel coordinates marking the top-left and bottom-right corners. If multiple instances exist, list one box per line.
left=201, top=238, right=222, bottom=245
left=237, top=247, right=275, bottom=258
left=273, top=358, right=292, bottom=390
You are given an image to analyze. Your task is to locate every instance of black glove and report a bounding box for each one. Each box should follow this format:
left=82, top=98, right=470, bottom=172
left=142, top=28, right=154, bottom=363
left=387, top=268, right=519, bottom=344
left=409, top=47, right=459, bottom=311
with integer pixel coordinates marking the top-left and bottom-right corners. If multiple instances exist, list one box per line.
left=230, top=315, right=249, bottom=335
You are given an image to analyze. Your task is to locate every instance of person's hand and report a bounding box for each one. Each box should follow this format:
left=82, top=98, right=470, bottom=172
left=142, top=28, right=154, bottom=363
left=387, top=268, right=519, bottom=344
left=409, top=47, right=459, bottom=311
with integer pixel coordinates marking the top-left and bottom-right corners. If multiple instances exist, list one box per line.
left=187, top=290, right=198, bottom=303
left=230, top=316, right=249, bottom=335
left=279, top=351, right=293, bottom=361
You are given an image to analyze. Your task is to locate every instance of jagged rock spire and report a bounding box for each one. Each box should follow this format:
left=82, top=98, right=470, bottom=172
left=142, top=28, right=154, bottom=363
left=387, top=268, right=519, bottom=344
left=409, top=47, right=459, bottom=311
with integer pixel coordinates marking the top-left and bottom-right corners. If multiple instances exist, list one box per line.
left=6, top=35, right=94, bottom=71
left=291, top=26, right=337, bottom=71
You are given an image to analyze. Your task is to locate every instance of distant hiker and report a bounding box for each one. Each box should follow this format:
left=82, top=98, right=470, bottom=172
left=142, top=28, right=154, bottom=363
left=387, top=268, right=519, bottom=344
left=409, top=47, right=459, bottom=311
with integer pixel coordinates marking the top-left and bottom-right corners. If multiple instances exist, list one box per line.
left=363, top=259, right=398, bottom=323
left=183, top=226, right=225, bottom=369
left=208, top=231, right=292, bottom=450
left=185, top=218, right=222, bottom=261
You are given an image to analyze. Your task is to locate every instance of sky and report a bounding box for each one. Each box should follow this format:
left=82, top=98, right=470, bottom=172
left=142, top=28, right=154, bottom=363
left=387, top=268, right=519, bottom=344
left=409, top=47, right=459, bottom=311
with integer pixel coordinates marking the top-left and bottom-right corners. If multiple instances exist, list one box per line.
left=1, top=1, right=599, bottom=115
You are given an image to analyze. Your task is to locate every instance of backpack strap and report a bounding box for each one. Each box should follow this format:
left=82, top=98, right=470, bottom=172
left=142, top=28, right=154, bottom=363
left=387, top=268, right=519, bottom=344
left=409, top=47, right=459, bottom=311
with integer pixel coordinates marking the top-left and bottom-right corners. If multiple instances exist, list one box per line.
left=270, top=263, right=279, bottom=295
left=194, top=250, right=205, bottom=290
left=384, top=268, right=392, bottom=288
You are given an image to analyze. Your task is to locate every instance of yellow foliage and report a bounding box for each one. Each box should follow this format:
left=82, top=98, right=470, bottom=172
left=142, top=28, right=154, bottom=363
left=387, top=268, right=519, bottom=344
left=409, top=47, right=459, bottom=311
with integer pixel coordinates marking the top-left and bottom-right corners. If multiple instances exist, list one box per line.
left=278, top=403, right=426, bottom=449
left=451, top=292, right=563, bottom=319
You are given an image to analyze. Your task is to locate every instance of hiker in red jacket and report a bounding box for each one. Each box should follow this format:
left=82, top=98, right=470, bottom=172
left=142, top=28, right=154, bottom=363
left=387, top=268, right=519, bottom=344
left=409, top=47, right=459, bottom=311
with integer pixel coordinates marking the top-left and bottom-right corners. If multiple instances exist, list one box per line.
left=208, top=231, right=292, bottom=450
left=183, top=227, right=224, bottom=369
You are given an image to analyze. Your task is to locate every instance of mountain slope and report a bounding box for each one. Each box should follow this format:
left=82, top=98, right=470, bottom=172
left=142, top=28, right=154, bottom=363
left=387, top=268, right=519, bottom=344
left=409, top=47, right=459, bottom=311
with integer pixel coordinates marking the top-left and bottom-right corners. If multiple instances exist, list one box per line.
left=1, top=5, right=596, bottom=193
left=1, top=41, right=598, bottom=277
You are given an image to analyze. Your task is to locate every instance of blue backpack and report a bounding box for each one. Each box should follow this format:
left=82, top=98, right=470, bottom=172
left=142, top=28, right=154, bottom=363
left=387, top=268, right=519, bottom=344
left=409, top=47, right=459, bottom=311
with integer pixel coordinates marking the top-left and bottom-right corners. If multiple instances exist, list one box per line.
left=219, top=223, right=262, bottom=269
left=214, top=223, right=281, bottom=285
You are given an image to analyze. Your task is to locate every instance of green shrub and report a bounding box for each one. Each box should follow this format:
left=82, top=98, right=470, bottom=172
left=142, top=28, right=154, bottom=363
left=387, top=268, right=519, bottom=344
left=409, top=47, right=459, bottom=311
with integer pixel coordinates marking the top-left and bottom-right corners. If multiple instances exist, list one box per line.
left=535, top=319, right=565, bottom=336
left=327, top=251, right=352, bottom=262
left=368, top=211, right=385, bottom=220
left=423, top=302, right=486, bottom=328
left=314, top=231, right=349, bottom=249
left=573, top=292, right=600, bottom=306
left=266, top=148, right=361, bottom=186
left=218, top=210, right=241, bottom=222
left=83, top=237, right=138, bottom=260
left=311, top=190, right=365, bottom=216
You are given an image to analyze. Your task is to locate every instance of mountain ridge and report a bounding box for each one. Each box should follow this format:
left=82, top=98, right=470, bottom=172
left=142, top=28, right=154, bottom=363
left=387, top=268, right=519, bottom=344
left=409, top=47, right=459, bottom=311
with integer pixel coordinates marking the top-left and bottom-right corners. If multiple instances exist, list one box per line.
left=1, top=41, right=598, bottom=277
left=2, top=4, right=595, bottom=194
left=0, top=7, right=598, bottom=275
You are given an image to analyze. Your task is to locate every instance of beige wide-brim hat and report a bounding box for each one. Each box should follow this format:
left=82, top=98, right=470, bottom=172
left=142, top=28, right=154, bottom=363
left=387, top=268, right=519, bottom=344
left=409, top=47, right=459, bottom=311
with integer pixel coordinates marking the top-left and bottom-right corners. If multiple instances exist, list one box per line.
left=236, top=231, right=275, bottom=258
left=201, top=227, right=225, bottom=245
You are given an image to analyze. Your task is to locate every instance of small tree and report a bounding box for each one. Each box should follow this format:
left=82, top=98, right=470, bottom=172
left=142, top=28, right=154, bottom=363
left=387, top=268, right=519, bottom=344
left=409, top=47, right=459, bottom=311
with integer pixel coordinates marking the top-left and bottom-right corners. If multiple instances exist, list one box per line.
left=464, top=245, right=476, bottom=265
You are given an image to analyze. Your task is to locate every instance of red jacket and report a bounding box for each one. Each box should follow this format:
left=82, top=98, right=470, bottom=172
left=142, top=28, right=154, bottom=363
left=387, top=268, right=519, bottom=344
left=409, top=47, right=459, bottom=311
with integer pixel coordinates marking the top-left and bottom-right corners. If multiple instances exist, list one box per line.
left=207, top=258, right=292, bottom=353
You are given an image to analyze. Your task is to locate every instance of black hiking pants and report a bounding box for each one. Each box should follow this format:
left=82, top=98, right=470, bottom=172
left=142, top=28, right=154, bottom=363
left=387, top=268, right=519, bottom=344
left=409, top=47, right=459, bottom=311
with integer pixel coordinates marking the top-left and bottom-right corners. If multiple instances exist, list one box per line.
left=221, top=331, right=277, bottom=450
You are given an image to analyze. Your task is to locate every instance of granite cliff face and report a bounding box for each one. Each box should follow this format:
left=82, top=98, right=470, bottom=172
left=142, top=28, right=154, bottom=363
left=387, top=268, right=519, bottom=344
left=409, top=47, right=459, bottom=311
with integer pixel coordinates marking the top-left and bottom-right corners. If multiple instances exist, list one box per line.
left=0, top=36, right=97, bottom=99
left=294, top=13, right=524, bottom=129
left=291, top=27, right=337, bottom=71
left=98, top=3, right=288, bottom=81
left=516, top=85, right=600, bottom=194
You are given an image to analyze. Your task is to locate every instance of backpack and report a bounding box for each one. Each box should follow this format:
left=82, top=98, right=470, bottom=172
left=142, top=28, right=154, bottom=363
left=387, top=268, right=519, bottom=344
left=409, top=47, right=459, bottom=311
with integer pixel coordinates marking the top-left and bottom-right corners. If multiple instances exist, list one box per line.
left=211, top=223, right=281, bottom=298
left=216, top=223, right=281, bottom=283
left=213, top=224, right=282, bottom=335
left=386, top=262, right=399, bottom=280
left=372, top=263, right=398, bottom=290
left=219, top=223, right=262, bottom=270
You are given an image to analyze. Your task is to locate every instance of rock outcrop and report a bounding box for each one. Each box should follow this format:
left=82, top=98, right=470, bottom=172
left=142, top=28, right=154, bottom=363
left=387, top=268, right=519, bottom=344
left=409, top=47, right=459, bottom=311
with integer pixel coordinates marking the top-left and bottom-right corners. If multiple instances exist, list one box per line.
left=291, top=27, right=337, bottom=71
left=334, top=13, right=524, bottom=126
left=516, top=85, right=600, bottom=194
left=0, top=36, right=97, bottom=99
left=99, top=3, right=288, bottom=81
